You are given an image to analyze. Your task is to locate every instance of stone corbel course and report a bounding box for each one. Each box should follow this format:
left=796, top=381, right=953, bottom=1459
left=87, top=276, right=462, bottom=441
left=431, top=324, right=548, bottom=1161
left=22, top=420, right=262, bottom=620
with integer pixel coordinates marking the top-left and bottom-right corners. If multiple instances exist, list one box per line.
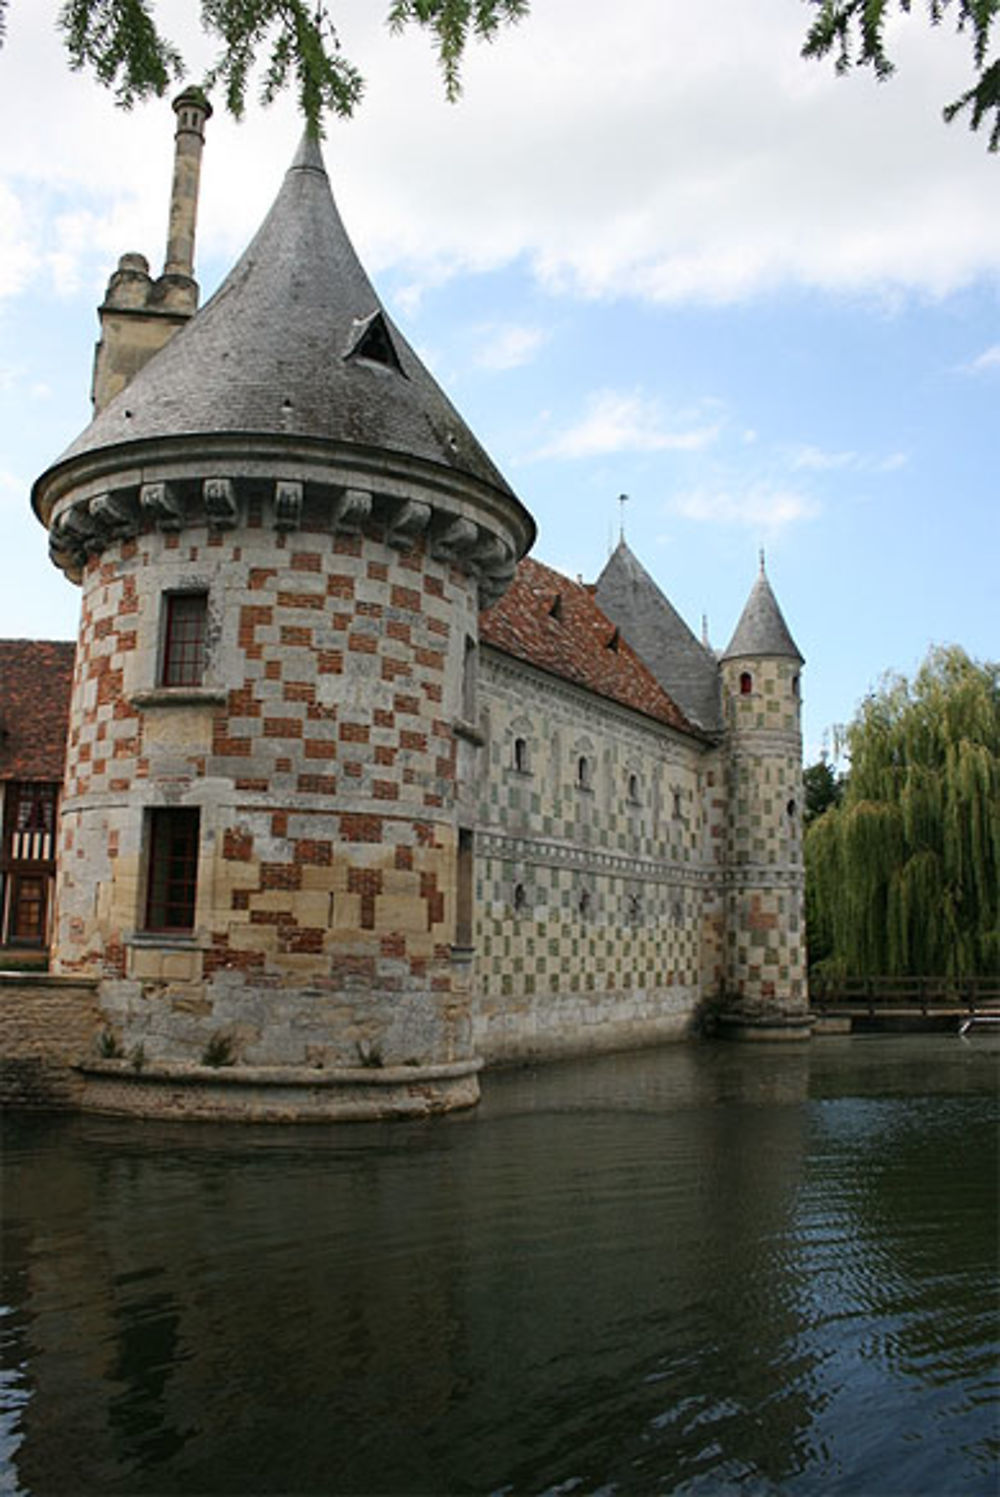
left=46, top=474, right=521, bottom=604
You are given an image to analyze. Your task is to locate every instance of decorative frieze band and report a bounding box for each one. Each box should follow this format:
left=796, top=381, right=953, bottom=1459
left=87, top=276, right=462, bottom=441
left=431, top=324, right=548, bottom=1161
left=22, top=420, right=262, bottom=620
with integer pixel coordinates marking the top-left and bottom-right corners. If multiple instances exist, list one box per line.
left=47, top=475, right=520, bottom=603
left=476, top=828, right=718, bottom=887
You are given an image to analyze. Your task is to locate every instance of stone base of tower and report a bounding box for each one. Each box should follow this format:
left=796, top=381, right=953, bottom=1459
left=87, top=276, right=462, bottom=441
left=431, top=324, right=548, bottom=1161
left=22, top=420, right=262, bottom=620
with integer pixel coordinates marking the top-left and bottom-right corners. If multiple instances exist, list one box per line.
left=74, top=1056, right=482, bottom=1122
left=715, top=1009, right=813, bottom=1042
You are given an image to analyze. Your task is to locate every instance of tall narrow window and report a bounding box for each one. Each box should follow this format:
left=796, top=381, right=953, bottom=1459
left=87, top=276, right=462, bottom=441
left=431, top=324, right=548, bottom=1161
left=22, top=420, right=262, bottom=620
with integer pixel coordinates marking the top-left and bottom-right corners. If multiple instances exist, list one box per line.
left=145, top=808, right=200, bottom=932
left=455, top=828, right=474, bottom=948
left=514, top=737, right=528, bottom=773
left=161, top=592, right=208, bottom=687
left=462, top=635, right=477, bottom=721
left=739, top=671, right=753, bottom=696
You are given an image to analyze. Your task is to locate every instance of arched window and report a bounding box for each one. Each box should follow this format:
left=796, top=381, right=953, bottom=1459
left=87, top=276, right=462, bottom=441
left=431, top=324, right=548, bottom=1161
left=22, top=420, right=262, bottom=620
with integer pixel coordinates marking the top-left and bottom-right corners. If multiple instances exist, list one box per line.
left=739, top=671, right=753, bottom=696
left=627, top=772, right=640, bottom=805
left=577, top=755, right=591, bottom=790
left=513, top=881, right=527, bottom=912
left=513, top=737, right=528, bottom=773
left=578, top=888, right=591, bottom=919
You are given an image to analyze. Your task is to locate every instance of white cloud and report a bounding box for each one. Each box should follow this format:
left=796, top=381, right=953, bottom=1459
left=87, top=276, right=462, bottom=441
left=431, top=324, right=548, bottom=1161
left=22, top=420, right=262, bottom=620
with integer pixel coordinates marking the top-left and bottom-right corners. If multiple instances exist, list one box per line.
left=670, top=483, right=820, bottom=530
left=0, top=469, right=25, bottom=503
left=789, top=445, right=858, bottom=472
left=473, top=322, right=547, bottom=371
left=535, top=391, right=720, bottom=460
left=966, top=344, right=1000, bottom=373
left=787, top=443, right=909, bottom=474
left=2, top=0, right=998, bottom=309
left=0, top=184, right=35, bottom=299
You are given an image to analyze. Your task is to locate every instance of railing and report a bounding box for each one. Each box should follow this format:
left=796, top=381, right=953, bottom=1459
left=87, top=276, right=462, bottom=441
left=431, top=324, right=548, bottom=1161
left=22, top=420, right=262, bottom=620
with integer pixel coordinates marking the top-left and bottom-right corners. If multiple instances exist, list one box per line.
left=810, top=975, right=1000, bottom=1015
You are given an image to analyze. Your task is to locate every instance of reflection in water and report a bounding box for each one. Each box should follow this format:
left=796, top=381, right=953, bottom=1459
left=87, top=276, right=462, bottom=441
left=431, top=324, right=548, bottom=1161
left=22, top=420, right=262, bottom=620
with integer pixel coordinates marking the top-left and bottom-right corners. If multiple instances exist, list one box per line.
left=1, top=1036, right=997, bottom=1496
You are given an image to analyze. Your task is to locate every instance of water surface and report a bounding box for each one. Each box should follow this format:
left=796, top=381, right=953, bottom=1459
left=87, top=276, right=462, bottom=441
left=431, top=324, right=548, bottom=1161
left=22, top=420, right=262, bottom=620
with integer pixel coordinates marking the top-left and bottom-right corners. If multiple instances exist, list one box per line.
left=2, top=1035, right=997, bottom=1495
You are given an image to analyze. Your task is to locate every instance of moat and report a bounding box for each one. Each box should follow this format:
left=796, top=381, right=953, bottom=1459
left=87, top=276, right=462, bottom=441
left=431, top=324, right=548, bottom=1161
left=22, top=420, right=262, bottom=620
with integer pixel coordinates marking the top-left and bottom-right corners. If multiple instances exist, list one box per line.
left=2, top=1034, right=997, bottom=1496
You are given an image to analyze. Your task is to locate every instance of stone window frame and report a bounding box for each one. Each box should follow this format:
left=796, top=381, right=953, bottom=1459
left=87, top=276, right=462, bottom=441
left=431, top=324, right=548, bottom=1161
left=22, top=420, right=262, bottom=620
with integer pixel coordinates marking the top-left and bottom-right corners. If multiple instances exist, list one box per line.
left=160, top=589, right=209, bottom=688
left=143, top=806, right=201, bottom=934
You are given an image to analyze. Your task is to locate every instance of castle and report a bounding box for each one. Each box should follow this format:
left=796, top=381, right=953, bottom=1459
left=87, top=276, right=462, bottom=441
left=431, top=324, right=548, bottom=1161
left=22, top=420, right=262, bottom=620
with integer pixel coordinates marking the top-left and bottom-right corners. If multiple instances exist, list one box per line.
left=19, top=95, right=809, bottom=1120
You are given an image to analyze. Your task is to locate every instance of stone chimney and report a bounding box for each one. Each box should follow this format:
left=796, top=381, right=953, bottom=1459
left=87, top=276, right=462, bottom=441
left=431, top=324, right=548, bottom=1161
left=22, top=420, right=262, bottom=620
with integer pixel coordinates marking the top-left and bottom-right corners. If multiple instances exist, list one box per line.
left=91, top=87, right=212, bottom=414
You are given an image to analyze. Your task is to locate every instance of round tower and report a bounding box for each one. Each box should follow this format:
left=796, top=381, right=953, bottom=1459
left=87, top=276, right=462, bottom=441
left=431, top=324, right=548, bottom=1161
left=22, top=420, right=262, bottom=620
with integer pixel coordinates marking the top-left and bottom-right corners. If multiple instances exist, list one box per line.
left=32, top=129, right=534, bottom=1118
left=718, top=557, right=809, bottom=1039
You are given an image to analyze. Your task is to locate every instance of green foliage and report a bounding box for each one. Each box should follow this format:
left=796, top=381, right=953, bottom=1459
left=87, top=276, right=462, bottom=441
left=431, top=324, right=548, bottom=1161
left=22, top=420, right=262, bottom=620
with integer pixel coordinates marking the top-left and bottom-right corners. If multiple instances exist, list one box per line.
left=0, top=0, right=527, bottom=135
left=387, top=0, right=530, bottom=102
left=3, top=2, right=995, bottom=144
left=97, top=1027, right=124, bottom=1058
left=805, top=646, right=1000, bottom=978
left=200, top=1, right=362, bottom=127
left=803, top=0, right=1000, bottom=150
left=202, top=1030, right=235, bottom=1066
left=803, top=756, right=844, bottom=825
left=58, top=0, right=184, bottom=107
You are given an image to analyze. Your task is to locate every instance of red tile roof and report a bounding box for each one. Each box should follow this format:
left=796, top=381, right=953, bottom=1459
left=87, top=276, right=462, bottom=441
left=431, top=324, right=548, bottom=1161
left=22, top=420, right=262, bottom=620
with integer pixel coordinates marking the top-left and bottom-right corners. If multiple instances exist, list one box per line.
left=480, top=557, right=696, bottom=735
left=0, top=640, right=76, bottom=782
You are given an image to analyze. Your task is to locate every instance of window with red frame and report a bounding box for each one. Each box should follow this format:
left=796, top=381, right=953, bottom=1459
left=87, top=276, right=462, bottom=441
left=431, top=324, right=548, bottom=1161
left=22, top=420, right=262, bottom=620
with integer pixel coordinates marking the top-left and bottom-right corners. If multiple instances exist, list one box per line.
left=145, top=808, right=200, bottom=932
left=161, top=592, right=208, bottom=687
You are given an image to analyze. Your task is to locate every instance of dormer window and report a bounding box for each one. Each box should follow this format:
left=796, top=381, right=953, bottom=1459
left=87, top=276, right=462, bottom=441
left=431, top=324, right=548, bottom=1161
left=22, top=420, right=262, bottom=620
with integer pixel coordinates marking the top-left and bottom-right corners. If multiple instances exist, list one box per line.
left=345, top=310, right=405, bottom=375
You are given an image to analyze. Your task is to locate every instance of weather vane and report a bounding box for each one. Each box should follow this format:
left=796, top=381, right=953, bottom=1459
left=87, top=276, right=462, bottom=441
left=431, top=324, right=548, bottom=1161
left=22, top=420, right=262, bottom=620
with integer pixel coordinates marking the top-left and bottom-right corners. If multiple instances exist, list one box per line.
left=618, top=493, right=629, bottom=543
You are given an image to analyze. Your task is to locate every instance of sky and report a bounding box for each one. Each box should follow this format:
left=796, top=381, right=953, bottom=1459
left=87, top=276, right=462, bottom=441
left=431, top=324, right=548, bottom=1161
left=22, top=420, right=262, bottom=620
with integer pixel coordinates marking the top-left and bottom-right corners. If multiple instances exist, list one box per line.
left=0, top=0, right=997, bottom=763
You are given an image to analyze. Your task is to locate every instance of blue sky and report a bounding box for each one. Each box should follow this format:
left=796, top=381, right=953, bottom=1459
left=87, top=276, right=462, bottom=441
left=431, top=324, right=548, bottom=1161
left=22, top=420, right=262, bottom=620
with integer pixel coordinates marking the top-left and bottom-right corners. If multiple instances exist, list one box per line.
left=1, top=0, right=997, bottom=762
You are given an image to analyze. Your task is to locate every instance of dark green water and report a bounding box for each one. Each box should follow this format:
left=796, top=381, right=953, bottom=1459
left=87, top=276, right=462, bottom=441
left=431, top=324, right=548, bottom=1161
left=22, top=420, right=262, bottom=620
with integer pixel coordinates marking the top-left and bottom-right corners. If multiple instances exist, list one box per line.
left=2, top=1035, right=997, bottom=1496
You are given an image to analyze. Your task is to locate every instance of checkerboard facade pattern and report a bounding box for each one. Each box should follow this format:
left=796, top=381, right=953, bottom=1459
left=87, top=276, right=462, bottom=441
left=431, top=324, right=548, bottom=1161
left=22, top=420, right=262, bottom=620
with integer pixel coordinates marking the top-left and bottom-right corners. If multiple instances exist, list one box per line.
left=471, top=652, right=726, bottom=1057
left=54, top=517, right=480, bottom=1067
left=721, top=656, right=807, bottom=1013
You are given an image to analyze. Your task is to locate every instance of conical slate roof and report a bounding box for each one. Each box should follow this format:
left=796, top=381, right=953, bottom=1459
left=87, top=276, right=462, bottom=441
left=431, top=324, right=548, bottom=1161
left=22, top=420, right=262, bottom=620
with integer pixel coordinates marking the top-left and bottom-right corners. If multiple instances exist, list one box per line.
left=594, top=540, right=721, bottom=732
left=44, top=134, right=515, bottom=498
left=722, top=561, right=803, bottom=663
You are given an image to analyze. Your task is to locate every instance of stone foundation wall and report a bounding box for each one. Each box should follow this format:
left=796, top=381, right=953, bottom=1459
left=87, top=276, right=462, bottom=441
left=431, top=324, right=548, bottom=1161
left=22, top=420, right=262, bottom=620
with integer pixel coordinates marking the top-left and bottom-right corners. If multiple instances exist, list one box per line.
left=474, top=979, right=698, bottom=1065
left=0, top=973, right=101, bottom=1110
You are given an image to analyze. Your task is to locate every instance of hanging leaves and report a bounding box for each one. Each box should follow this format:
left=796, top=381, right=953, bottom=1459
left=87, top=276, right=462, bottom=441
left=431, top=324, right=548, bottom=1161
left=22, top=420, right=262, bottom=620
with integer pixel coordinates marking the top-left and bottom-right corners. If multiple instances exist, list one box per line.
left=805, top=646, right=1000, bottom=977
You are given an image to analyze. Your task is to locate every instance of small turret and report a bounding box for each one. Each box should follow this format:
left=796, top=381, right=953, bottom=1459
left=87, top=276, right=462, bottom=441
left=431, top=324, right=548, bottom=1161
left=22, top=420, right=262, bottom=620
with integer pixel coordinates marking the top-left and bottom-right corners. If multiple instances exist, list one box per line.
left=718, top=556, right=809, bottom=1038
left=91, top=88, right=212, bottom=414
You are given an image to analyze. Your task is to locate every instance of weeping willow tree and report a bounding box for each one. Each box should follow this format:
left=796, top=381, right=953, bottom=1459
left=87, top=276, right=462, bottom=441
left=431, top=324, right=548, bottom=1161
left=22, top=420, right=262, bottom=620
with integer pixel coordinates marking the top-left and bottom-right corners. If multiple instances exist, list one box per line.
left=806, top=646, right=1000, bottom=978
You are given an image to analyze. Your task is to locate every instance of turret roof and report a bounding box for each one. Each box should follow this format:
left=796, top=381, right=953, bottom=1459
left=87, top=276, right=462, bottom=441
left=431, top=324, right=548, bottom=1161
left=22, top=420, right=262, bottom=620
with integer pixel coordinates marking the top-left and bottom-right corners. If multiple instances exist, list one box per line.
left=42, top=133, right=516, bottom=500
left=594, top=540, right=721, bottom=732
left=721, top=559, right=803, bottom=663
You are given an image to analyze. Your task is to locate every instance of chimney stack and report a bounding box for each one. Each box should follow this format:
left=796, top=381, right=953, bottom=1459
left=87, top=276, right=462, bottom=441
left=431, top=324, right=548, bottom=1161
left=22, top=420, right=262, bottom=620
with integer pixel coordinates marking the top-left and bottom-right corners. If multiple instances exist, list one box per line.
left=163, top=86, right=212, bottom=281
left=91, top=88, right=212, bottom=414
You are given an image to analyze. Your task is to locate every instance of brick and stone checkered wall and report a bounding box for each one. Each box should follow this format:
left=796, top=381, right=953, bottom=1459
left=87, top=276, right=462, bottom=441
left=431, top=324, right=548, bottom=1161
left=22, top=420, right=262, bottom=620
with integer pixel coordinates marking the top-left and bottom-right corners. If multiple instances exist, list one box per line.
left=721, top=656, right=807, bottom=1012
left=471, top=651, right=726, bottom=1060
left=53, top=520, right=481, bottom=1069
